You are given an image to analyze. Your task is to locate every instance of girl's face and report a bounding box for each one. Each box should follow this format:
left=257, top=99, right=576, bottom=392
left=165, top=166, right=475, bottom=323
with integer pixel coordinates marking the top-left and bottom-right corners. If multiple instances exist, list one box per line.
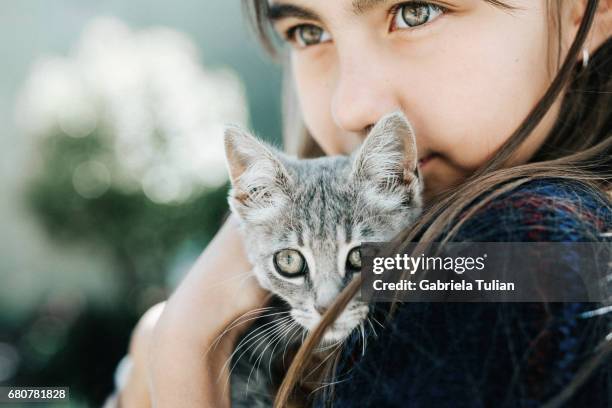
left=268, top=0, right=571, bottom=199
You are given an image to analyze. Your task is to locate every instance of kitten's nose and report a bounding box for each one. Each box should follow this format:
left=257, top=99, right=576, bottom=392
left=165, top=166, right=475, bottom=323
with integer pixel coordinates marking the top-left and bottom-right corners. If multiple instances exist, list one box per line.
left=315, top=282, right=339, bottom=316
left=315, top=305, right=328, bottom=315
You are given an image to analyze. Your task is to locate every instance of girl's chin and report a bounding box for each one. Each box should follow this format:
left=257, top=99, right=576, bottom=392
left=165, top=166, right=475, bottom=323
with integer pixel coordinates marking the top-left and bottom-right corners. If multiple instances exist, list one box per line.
left=422, top=161, right=470, bottom=199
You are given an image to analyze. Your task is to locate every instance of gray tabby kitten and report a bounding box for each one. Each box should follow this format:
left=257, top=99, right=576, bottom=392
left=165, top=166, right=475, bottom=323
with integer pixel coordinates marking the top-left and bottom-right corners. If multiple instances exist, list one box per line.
left=225, top=111, right=423, bottom=406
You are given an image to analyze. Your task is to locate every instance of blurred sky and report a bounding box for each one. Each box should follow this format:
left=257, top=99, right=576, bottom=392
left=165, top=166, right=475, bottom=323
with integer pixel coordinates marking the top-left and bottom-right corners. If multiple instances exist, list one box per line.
left=0, top=0, right=283, bottom=317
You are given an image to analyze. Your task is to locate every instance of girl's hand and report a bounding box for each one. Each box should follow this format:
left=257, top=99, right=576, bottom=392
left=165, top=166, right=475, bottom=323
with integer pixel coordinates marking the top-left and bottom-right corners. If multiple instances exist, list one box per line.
left=119, top=214, right=269, bottom=408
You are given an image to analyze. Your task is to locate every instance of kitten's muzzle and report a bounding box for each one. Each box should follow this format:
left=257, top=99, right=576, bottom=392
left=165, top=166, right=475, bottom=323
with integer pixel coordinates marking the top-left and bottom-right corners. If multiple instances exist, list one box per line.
left=314, top=304, right=328, bottom=315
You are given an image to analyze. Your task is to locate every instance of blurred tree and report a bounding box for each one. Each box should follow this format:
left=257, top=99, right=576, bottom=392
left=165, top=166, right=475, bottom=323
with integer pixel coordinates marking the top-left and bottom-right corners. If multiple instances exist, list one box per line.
left=12, top=17, right=250, bottom=405
left=27, top=128, right=230, bottom=295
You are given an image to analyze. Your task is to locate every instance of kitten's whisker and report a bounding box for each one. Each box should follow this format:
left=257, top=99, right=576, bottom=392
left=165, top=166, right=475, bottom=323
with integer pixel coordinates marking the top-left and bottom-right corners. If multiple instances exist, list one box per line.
left=315, top=333, right=347, bottom=352
left=204, top=270, right=254, bottom=290
left=207, top=308, right=288, bottom=354
left=221, top=316, right=293, bottom=396
left=249, top=320, right=288, bottom=383
left=223, top=309, right=289, bottom=337
left=219, top=306, right=276, bottom=335
left=247, top=318, right=295, bottom=391
left=307, top=343, right=345, bottom=396
left=304, top=341, right=342, bottom=380
left=230, top=325, right=278, bottom=394
left=212, top=306, right=275, bottom=331
left=229, top=270, right=265, bottom=303
left=360, top=322, right=367, bottom=356
left=222, top=315, right=293, bottom=383
left=282, top=324, right=303, bottom=367
left=266, top=320, right=299, bottom=379
left=310, top=375, right=351, bottom=395
left=370, top=315, right=385, bottom=328
left=247, top=321, right=292, bottom=390
left=245, top=331, right=278, bottom=393
left=366, top=317, right=378, bottom=338
left=230, top=315, right=293, bottom=363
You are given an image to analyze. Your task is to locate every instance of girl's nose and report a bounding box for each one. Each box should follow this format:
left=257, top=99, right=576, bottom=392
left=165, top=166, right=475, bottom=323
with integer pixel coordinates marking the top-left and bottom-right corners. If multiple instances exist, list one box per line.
left=331, top=47, right=400, bottom=135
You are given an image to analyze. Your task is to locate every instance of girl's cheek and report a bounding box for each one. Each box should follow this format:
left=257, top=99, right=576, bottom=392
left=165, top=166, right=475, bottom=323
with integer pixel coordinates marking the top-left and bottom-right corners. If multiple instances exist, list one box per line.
left=399, top=6, right=552, bottom=172
left=291, top=52, right=351, bottom=155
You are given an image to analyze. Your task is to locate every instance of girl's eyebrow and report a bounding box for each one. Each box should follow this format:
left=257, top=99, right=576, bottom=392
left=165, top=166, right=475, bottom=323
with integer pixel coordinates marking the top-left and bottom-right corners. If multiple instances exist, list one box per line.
left=267, top=3, right=321, bottom=22
left=352, top=0, right=390, bottom=14
left=267, top=0, right=391, bottom=23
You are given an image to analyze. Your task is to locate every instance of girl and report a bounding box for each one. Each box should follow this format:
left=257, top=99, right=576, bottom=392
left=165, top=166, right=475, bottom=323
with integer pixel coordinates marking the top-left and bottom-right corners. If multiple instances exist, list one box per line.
left=113, top=0, right=611, bottom=407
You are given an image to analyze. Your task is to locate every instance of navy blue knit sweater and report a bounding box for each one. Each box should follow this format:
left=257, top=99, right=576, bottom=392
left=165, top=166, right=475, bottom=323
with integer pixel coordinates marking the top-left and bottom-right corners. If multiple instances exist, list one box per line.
left=319, top=178, right=611, bottom=408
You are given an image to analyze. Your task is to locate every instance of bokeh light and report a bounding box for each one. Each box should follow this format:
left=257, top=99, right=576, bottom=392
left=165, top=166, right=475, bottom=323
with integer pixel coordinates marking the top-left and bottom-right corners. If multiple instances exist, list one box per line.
left=16, top=17, right=249, bottom=204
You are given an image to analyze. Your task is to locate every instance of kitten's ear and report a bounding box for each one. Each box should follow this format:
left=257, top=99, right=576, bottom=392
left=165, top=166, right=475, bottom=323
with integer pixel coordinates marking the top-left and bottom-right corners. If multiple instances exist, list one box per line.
left=352, top=111, right=419, bottom=187
left=224, top=125, right=292, bottom=223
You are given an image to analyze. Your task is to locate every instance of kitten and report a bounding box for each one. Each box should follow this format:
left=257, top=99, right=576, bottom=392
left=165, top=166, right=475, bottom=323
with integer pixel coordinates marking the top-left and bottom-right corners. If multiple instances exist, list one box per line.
left=225, top=111, right=423, bottom=405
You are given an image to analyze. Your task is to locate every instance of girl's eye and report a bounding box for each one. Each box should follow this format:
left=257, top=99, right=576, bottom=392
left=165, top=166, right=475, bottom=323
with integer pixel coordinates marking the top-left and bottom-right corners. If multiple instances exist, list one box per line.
left=346, top=247, right=362, bottom=272
left=274, top=249, right=307, bottom=277
left=287, top=24, right=332, bottom=48
left=392, top=2, right=444, bottom=30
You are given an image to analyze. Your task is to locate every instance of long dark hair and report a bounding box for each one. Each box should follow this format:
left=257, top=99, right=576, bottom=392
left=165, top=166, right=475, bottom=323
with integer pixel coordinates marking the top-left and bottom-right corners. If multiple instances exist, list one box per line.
left=242, top=1, right=611, bottom=406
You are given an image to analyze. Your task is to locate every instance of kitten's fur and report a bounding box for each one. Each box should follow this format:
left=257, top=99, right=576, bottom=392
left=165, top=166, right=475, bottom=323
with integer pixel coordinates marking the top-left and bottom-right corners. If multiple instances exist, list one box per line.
left=225, top=111, right=423, bottom=405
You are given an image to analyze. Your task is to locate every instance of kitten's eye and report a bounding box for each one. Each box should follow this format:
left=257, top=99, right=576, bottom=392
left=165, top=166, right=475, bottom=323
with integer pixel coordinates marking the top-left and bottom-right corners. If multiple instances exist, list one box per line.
left=274, top=249, right=307, bottom=277
left=346, top=247, right=362, bottom=272
left=287, top=24, right=331, bottom=48
left=392, top=2, right=444, bottom=30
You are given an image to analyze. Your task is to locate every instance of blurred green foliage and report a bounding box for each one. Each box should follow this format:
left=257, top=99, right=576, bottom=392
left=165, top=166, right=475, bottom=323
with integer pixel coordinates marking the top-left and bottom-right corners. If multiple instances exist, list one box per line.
left=11, top=128, right=232, bottom=404
left=28, top=130, right=230, bottom=292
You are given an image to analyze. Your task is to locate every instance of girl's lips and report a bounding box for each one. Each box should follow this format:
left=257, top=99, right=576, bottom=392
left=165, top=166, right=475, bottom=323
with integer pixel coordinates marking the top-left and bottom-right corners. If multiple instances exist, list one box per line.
left=418, top=153, right=437, bottom=168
